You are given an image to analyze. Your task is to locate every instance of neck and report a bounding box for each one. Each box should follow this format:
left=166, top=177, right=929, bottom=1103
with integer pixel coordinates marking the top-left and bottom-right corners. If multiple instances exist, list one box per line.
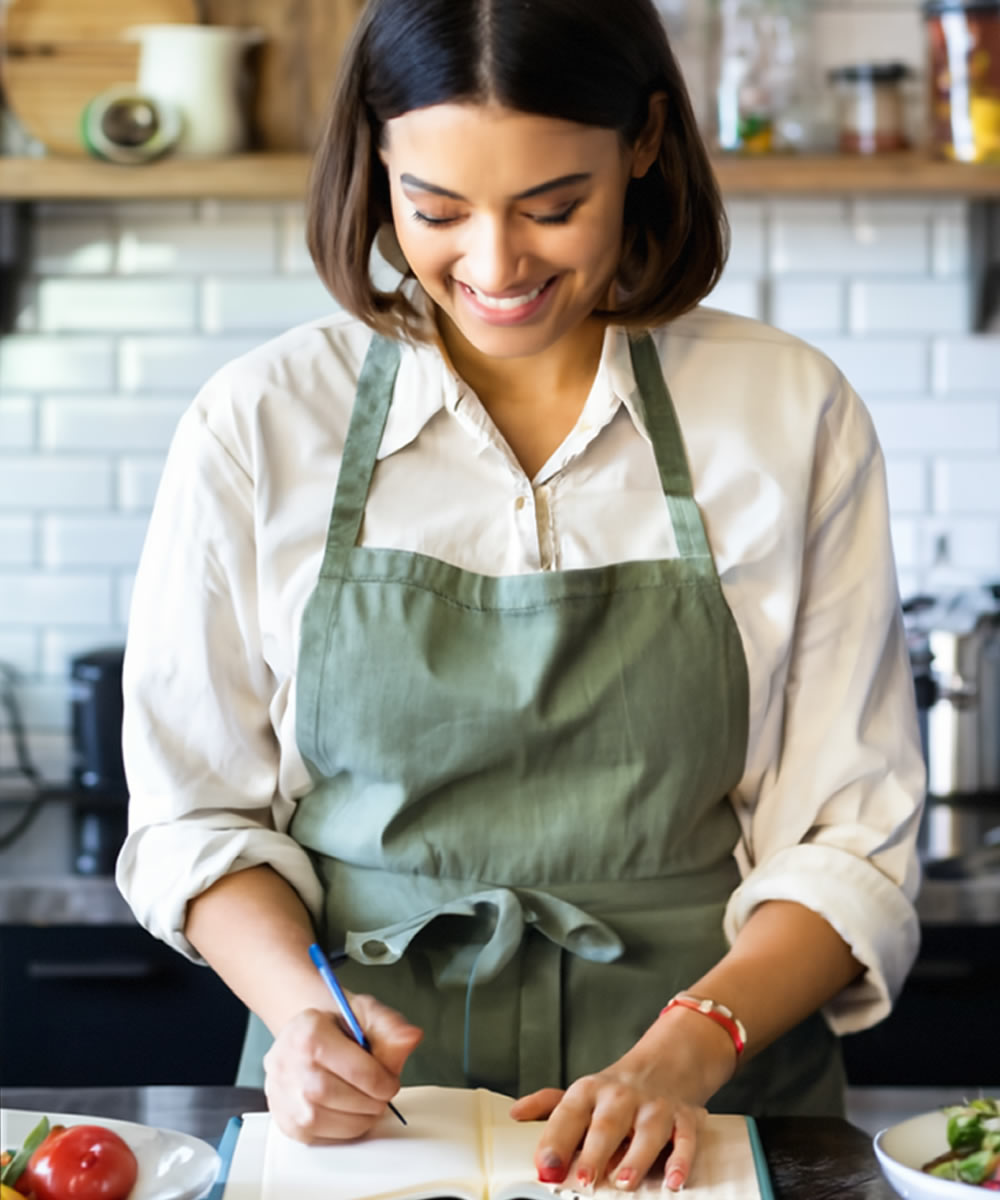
left=437, top=314, right=608, bottom=406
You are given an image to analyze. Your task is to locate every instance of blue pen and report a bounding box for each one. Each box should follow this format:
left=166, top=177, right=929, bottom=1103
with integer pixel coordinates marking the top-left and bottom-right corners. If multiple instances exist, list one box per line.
left=308, top=942, right=407, bottom=1125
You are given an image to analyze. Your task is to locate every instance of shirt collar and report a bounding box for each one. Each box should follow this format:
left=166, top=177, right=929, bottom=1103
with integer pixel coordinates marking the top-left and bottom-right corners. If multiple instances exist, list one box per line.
left=376, top=316, right=655, bottom=461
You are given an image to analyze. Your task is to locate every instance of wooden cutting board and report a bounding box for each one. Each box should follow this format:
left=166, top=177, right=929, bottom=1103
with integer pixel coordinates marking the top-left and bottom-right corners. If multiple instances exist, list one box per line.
left=5, top=0, right=198, bottom=44
left=2, top=0, right=199, bottom=155
left=201, top=0, right=367, bottom=151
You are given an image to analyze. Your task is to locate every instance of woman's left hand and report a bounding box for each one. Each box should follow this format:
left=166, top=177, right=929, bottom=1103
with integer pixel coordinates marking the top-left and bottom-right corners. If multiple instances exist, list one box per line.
left=510, top=1070, right=706, bottom=1194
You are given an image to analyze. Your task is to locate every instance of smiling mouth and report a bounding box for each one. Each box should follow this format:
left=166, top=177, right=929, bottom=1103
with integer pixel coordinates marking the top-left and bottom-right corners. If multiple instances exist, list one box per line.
left=458, top=278, right=555, bottom=311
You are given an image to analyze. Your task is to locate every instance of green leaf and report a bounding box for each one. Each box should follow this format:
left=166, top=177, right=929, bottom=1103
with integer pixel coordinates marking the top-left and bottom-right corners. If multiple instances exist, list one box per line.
left=957, top=1149, right=999, bottom=1185
left=0, top=1117, right=50, bottom=1187
left=929, top=1159, right=961, bottom=1180
left=947, top=1112, right=984, bottom=1153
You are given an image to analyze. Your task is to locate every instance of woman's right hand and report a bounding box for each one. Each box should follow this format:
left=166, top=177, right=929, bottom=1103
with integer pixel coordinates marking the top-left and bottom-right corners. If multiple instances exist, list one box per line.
left=262, top=994, right=424, bottom=1142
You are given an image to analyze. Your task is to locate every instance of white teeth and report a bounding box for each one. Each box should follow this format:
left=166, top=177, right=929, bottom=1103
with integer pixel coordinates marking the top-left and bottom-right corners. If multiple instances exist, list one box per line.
left=466, top=281, right=547, bottom=310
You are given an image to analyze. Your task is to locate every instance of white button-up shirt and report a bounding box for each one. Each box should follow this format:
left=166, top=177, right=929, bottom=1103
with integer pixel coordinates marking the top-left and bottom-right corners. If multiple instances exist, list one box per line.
left=117, top=305, right=925, bottom=1035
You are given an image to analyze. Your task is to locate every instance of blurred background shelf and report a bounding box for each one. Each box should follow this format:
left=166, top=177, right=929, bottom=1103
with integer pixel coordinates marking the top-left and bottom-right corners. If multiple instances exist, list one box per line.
left=2, top=150, right=1000, bottom=200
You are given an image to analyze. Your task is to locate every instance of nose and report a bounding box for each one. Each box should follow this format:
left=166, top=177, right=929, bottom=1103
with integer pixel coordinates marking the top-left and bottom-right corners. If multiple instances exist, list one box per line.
left=461, top=215, right=523, bottom=293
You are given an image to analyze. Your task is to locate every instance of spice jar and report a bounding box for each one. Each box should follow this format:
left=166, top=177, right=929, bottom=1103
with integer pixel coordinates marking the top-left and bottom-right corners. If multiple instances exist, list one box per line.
left=924, top=0, right=1000, bottom=163
left=829, top=63, right=911, bottom=154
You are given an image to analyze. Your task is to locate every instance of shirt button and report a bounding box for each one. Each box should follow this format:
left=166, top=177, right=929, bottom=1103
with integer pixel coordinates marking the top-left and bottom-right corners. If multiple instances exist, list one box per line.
left=515, top=496, right=527, bottom=511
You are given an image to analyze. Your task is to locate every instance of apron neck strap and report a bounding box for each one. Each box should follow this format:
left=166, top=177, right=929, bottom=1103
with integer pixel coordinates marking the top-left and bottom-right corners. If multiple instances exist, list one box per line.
left=320, top=329, right=714, bottom=571
left=320, top=333, right=401, bottom=567
left=628, top=333, right=713, bottom=561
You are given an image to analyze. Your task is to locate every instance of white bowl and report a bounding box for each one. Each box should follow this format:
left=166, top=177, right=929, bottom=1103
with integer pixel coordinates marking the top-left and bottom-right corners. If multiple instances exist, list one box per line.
left=874, top=1110, right=987, bottom=1199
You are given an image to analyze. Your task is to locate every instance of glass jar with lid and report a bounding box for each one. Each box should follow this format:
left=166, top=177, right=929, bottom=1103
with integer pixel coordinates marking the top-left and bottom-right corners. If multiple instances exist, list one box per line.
left=709, top=0, right=816, bottom=152
left=924, top=0, right=1000, bottom=163
left=828, top=62, right=911, bottom=154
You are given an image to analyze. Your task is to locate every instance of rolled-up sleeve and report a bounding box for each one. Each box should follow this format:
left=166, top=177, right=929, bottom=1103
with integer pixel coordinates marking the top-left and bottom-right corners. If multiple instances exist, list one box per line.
left=116, top=377, right=324, bottom=961
left=725, top=376, right=925, bottom=1034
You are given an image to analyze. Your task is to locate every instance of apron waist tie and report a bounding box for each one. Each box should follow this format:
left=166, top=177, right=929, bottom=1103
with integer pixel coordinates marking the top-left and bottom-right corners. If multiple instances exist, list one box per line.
left=336, top=886, right=624, bottom=1092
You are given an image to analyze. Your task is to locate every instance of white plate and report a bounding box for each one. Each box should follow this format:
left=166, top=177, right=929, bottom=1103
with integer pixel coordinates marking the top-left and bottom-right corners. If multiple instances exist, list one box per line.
left=874, top=1109, right=990, bottom=1199
left=0, top=1109, right=220, bottom=1200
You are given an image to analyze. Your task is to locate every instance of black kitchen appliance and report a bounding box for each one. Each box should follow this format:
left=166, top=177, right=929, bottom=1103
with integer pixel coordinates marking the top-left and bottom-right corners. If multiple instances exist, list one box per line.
left=69, top=645, right=128, bottom=875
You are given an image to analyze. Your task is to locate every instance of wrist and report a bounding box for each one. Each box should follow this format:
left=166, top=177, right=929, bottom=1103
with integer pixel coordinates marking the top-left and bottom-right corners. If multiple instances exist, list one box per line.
left=620, top=1003, right=738, bottom=1106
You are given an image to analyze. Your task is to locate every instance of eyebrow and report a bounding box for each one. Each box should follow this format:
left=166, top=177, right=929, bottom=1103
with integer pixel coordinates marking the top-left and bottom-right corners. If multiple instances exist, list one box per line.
left=399, top=172, right=592, bottom=201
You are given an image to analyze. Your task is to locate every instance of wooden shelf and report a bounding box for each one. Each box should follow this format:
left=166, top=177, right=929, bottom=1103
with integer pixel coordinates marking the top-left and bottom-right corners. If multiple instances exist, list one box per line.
left=2, top=150, right=1000, bottom=201
left=0, top=153, right=313, bottom=200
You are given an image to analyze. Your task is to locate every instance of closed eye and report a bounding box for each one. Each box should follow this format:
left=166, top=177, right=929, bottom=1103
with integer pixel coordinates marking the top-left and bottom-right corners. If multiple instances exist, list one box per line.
left=411, top=210, right=459, bottom=227
left=531, top=200, right=582, bottom=225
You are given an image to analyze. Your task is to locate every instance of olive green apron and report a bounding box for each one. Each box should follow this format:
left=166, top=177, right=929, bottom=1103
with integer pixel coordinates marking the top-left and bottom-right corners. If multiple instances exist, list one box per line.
left=237, top=331, right=845, bottom=1115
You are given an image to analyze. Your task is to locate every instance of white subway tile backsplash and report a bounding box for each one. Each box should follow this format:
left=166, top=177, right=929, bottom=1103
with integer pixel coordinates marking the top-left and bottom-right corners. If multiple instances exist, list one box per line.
left=885, top=459, right=929, bottom=513
left=809, top=336, right=930, bottom=393
left=852, top=199, right=969, bottom=223
left=0, top=398, right=36, bottom=449
left=0, top=337, right=116, bottom=392
left=14, top=284, right=38, bottom=333
left=116, top=573, right=135, bottom=626
left=849, top=280, right=971, bottom=334
left=39, top=280, right=198, bottom=334
left=19, top=678, right=75, bottom=729
left=119, top=336, right=261, bottom=392
left=705, top=278, right=762, bottom=320
left=934, top=460, right=1000, bottom=514
left=42, top=515, right=150, bottom=568
left=932, top=216, right=971, bottom=277
left=0, top=574, right=113, bottom=625
left=931, top=456, right=998, bottom=513
left=0, top=630, right=38, bottom=675
left=118, top=218, right=279, bottom=275
left=118, top=458, right=167, bottom=511
left=0, top=458, right=112, bottom=511
left=890, top=518, right=918, bottom=567
left=766, top=199, right=849, bottom=220
left=868, top=400, right=1000, bottom=453
left=41, top=398, right=187, bottom=452
left=41, top=629, right=127, bottom=678
left=771, top=281, right=845, bottom=333
left=280, top=209, right=314, bottom=275
left=771, top=218, right=930, bottom=276
left=111, top=202, right=199, bottom=221
left=725, top=208, right=766, bottom=275
left=932, top=337, right=1000, bottom=392
left=202, top=276, right=335, bottom=332
left=33, top=220, right=115, bottom=276
left=917, top=518, right=1000, bottom=571
left=812, top=7, right=923, bottom=73
left=0, top=517, right=35, bottom=566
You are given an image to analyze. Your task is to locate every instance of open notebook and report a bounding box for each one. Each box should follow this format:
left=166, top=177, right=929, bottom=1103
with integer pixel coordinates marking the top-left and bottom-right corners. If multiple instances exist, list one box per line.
left=214, top=1086, right=774, bottom=1200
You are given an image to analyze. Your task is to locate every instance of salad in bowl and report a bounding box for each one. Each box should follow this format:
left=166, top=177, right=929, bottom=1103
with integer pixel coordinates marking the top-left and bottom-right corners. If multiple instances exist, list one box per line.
left=875, top=1098, right=1000, bottom=1199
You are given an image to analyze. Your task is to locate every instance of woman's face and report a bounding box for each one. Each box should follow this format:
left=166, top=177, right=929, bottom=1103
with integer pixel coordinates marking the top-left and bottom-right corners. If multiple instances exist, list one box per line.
left=380, top=103, right=647, bottom=363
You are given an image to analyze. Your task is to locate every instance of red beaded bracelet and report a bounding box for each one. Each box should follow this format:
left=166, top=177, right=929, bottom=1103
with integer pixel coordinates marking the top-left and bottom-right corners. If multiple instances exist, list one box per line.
left=660, top=993, right=747, bottom=1057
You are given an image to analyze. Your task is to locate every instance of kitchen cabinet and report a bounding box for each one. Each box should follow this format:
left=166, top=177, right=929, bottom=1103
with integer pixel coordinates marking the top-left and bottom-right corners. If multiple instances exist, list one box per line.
left=841, top=920, right=999, bottom=1088
left=0, top=924, right=247, bottom=1087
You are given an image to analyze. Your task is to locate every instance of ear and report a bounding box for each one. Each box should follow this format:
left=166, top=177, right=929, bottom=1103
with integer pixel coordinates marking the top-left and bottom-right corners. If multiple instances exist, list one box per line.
left=631, top=92, right=668, bottom=179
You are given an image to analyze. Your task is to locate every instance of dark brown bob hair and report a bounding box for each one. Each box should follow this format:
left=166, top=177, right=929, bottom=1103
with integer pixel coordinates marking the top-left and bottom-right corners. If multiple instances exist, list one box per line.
left=307, top=0, right=729, bottom=341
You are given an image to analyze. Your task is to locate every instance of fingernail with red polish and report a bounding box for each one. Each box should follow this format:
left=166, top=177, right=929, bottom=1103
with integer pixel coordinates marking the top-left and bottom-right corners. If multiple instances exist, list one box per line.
left=576, top=1167, right=595, bottom=1190
left=614, top=1167, right=637, bottom=1190
left=538, top=1155, right=566, bottom=1184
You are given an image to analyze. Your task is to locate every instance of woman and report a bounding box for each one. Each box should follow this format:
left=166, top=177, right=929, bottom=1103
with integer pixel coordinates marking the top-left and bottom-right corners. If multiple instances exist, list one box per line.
left=117, top=0, right=925, bottom=1191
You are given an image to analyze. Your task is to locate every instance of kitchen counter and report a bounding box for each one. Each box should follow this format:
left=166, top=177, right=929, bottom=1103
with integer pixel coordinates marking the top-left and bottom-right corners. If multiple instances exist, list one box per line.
left=1, top=1085, right=905, bottom=1199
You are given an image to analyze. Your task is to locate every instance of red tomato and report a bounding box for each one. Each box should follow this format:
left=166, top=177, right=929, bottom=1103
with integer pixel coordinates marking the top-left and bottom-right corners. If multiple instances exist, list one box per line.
left=21, top=1125, right=138, bottom=1200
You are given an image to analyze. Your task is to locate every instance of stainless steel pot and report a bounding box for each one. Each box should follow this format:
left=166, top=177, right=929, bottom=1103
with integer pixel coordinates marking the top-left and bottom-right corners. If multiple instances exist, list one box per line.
left=906, top=588, right=1000, bottom=799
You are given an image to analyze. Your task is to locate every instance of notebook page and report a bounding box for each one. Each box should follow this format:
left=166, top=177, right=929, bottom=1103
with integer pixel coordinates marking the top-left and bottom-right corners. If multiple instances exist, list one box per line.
left=259, top=1086, right=487, bottom=1200
left=487, top=1113, right=763, bottom=1200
